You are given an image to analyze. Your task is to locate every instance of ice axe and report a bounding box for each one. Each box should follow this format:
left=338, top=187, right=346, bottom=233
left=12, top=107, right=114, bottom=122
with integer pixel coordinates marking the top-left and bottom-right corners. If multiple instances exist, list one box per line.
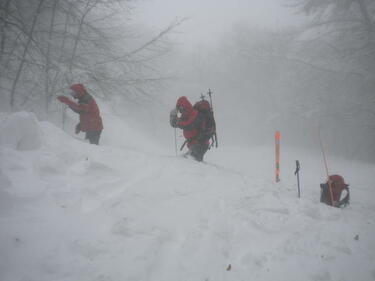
left=207, top=89, right=218, bottom=148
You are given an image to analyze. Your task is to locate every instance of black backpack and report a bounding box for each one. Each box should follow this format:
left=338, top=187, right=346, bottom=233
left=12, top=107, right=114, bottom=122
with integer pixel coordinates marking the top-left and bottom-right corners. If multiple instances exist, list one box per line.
left=193, top=100, right=216, bottom=140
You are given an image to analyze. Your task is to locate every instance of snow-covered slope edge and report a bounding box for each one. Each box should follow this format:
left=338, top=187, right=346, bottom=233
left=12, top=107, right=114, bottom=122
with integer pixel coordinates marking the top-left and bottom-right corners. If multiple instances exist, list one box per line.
left=0, top=112, right=374, bottom=281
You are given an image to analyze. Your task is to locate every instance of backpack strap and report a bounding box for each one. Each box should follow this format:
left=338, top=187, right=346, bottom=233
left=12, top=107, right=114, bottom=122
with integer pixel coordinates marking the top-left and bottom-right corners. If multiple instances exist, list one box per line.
left=336, top=186, right=350, bottom=207
left=320, top=183, right=350, bottom=208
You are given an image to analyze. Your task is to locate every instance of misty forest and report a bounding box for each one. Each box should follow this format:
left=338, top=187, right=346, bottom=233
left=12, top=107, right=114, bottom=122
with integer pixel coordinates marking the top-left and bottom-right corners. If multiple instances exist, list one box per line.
left=1, top=0, right=375, bottom=281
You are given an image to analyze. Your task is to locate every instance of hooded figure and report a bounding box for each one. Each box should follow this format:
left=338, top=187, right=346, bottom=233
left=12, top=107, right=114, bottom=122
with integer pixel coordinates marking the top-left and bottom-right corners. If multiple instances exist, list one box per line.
left=170, top=96, right=209, bottom=161
left=57, top=83, right=103, bottom=145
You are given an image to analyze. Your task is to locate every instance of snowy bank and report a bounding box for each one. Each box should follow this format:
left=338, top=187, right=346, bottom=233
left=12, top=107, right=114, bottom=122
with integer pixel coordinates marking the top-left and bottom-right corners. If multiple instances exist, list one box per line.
left=0, top=112, right=42, bottom=150
left=0, top=111, right=375, bottom=281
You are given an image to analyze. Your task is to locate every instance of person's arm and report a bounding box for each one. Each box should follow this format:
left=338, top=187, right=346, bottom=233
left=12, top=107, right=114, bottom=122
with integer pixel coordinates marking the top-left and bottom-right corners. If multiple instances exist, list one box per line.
left=170, top=109, right=179, bottom=128
left=70, top=106, right=84, bottom=114
left=178, top=112, right=197, bottom=129
left=57, top=96, right=89, bottom=114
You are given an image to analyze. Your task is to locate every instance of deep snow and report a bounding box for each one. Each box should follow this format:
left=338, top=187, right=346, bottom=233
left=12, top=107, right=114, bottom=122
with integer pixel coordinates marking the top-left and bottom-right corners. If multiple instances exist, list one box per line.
left=0, top=112, right=375, bottom=281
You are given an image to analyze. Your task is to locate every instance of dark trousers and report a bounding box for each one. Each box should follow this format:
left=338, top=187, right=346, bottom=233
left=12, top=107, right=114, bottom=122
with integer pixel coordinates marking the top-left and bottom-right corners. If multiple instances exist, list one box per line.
left=189, top=142, right=209, bottom=162
left=85, top=130, right=102, bottom=145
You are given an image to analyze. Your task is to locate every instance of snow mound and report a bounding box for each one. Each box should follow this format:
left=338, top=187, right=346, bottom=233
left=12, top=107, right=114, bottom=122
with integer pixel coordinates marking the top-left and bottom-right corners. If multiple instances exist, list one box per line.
left=0, top=112, right=42, bottom=150
left=1, top=110, right=375, bottom=281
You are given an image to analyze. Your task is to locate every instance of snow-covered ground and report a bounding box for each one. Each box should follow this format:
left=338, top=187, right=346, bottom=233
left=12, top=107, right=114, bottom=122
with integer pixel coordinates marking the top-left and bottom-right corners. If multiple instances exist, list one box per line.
left=1, top=112, right=375, bottom=281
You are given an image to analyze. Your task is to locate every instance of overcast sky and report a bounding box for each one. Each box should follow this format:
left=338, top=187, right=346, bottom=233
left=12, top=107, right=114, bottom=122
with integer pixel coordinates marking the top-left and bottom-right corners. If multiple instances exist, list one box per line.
left=135, top=0, right=304, bottom=49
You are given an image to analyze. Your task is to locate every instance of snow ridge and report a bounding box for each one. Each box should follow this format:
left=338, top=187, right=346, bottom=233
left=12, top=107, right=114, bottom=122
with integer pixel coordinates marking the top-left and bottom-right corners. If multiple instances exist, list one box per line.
left=0, top=112, right=375, bottom=281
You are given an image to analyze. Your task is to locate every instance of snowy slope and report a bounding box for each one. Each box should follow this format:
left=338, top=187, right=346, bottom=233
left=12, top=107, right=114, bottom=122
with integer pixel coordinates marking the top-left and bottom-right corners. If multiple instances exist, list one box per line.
left=1, top=112, right=375, bottom=281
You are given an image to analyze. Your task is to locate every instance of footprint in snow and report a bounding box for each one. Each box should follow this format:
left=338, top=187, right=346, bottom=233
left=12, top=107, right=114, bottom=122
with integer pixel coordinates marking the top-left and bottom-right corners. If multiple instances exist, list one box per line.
left=70, top=239, right=106, bottom=260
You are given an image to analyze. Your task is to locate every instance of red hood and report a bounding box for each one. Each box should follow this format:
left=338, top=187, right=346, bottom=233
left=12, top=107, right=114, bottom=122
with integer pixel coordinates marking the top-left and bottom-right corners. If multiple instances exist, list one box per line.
left=70, top=83, right=87, bottom=98
left=176, top=96, right=194, bottom=116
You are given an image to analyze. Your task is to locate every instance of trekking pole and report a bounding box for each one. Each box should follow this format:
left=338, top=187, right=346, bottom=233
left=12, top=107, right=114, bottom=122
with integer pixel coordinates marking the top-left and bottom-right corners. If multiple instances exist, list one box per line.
left=62, top=104, right=67, bottom=131
left=174, top=128, right=177, bottom=156
left=180, top=140, right=187, bottom=151
left=275, top=131, right=281, bottom=182
left=170, top=108, right=179, bottom=156
left=295, top=160, right=301, bottom=198
left=207, top=89, right=218, bottom=148
left=318, top=128, right=334, bottom=206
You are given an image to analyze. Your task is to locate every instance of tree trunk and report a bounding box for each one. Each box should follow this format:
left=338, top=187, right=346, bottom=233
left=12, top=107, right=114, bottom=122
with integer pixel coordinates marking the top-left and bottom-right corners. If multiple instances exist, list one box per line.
left=356, top=0, right=373, bottom=34
left=58, top=1, right=72, bottom=63
left=0, top=0, right=12, bottom=62
left=9, top=0, right=45, bottom=109
left=45, top=0, right=59, bottom=112
left=69, top=0, right=99, bottom=73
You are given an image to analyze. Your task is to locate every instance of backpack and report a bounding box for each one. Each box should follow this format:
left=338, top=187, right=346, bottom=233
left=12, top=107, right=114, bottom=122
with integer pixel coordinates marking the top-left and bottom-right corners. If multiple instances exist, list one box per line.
left=193, top=100, right=216, bottom=142
left=320, top=174, right=350, bottom=208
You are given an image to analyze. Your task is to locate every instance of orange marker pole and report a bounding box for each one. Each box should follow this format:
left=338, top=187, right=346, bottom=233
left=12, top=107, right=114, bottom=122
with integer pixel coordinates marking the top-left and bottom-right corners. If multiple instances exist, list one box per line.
left=275, top=131, right=281, bottom=182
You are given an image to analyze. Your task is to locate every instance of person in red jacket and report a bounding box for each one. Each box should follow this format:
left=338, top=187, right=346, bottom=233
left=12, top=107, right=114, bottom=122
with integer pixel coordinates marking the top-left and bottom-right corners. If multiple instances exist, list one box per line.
left=57, top=83, right=103, bottom=145
left=170, top=96, right=209, bottom=161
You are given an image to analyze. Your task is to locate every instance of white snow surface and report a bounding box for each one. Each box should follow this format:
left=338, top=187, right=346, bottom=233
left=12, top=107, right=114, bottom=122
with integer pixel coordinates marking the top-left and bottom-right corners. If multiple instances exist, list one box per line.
left=1, top=112, right=375, bottom=281
left=0, top=112, right=42, bottom=150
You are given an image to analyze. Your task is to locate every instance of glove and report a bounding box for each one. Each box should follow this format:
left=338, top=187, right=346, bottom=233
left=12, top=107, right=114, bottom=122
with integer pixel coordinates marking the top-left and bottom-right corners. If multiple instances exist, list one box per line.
left=57, top=95, right=71, bottom=104
left=75, top=124, right=81, bottom=134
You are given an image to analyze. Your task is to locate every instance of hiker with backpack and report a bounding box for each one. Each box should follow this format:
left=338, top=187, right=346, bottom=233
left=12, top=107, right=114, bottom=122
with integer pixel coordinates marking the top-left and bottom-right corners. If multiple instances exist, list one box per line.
left=170, top=96, right=216, bottom=162
left=57, top=83, right=103, bottom=145
left=193, top=99, right=216, bottom=148
left=320, top=174, right=350, bottom=207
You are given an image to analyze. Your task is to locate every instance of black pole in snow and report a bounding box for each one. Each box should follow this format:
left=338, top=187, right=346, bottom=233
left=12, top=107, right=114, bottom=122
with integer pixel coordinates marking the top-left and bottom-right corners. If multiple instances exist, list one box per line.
left=174, top=128, right=177, bottom=156
left=295, top=160, right=301, bottom=198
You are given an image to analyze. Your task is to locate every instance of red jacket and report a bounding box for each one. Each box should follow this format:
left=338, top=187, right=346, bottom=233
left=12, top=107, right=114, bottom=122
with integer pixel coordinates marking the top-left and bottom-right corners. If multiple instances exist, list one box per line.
left=65, top=93, right=103, bottom=132
left=176, top=96, right=203, bottom=143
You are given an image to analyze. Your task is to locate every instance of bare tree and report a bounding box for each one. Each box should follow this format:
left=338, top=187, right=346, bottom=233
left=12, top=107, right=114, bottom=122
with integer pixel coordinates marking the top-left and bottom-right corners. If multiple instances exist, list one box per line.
left=8, top=0, right=45, bottom=109
left=0, top=0, right=183, bottom=115
left=288, top=0, right=375, bottom=77
left=285, top=0, right=375, bottom=160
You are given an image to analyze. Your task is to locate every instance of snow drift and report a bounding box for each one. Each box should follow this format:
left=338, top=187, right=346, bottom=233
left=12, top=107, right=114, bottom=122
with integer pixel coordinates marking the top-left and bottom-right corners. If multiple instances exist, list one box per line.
left=0, top=112, right=375, bottom=281
left=0, top=112, right=42, bottom=150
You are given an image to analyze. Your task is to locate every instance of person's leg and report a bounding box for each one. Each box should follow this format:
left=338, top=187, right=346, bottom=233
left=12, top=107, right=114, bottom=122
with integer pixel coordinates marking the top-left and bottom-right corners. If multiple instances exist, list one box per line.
left=199, top=142, right=209, bottom=161
left=190, top=147, right=202, bottom=161
left=190, top=142, right=208, bottom=162
left=87, top=131, right=101, bottom=145
left=188, top=143, right=200, bottom=161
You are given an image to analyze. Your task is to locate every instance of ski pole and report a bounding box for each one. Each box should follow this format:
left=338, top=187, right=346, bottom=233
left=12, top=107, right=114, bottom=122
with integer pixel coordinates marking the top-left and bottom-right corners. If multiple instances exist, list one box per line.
left=295, top=160, right=301, bottom=198
left=174, top=128, right=177, bottom=156
left=62, top=104, right=67, bottom=132
left=180, top=140, right=187, bottom=151
left=170, top=108, right=179, bottom=156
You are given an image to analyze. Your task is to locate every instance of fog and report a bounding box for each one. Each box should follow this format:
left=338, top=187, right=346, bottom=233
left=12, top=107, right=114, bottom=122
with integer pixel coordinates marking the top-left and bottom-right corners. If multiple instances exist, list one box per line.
left=134, top=0, right=375, bottom=162
left=1, top=2, right=375, bottom=280
left=135, top=0, right=303, bottom=49
left=0, top=0, right=374, bottom=162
